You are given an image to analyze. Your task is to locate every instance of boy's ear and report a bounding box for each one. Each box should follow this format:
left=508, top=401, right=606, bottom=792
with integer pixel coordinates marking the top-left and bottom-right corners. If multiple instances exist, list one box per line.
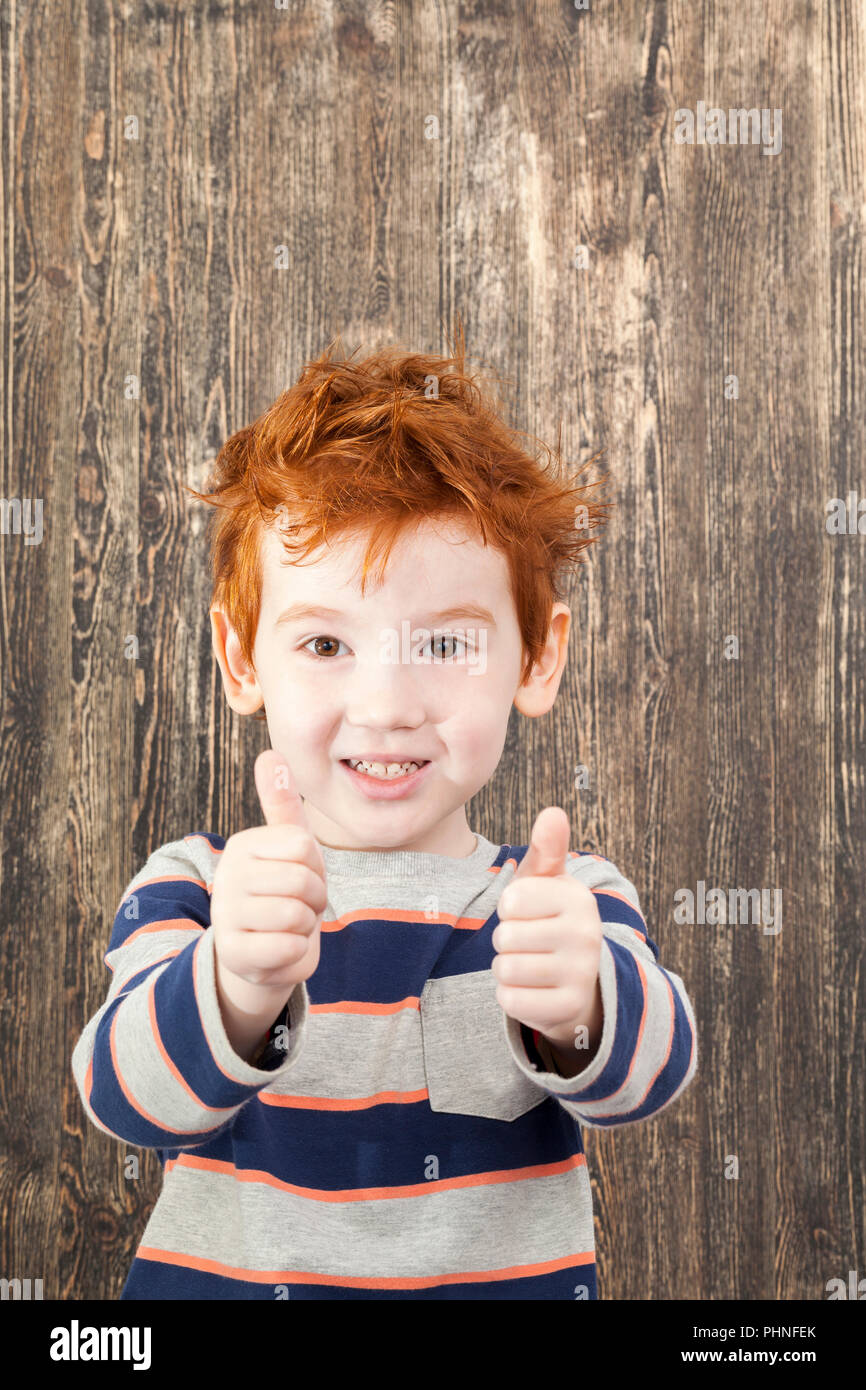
left=513, top=602, right=571, bottom=718
left=210, top=605, right=264, bottom=714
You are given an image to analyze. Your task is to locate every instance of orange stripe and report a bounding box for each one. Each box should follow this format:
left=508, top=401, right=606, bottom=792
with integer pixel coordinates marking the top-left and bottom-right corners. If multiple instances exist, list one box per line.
left=164, top=1148, right=586, bottom=1200
left=635, top=970, right=676, bottom=1105
left=321, top=909, right=486, bottom=932
left=125, top=873, right=209, bottom=894
left=311, top=996, right=420, bottom=1015
left=134, top=1244, right=594, bottom=1288
left=257, top=1086, right=430, bottom=1111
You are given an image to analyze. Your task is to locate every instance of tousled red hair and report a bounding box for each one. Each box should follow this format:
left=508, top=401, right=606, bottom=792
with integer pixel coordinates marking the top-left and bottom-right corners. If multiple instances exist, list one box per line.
left=185, top=327, right=612, bottom=692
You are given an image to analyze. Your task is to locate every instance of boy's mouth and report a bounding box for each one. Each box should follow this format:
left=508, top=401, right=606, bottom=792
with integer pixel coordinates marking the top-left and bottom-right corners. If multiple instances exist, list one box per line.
left=339, top=758, right=432, bottom=799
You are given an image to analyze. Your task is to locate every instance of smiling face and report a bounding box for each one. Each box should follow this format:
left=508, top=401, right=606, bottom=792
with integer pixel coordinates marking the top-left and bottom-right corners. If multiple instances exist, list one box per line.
left=211, top=514, right=571, bottom=855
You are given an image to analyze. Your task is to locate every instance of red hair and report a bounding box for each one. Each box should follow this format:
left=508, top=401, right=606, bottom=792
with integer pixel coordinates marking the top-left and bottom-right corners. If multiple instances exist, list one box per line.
left=186, top=327, right=612, bottom=693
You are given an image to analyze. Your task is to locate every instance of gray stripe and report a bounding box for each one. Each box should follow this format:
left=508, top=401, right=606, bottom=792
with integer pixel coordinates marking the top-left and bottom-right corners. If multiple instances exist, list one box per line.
left=137, top=1157, right=596, bottom=1280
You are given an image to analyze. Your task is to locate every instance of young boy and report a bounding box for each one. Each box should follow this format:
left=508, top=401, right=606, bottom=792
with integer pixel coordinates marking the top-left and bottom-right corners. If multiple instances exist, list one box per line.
left=72, top=338, right=697, bottom=1300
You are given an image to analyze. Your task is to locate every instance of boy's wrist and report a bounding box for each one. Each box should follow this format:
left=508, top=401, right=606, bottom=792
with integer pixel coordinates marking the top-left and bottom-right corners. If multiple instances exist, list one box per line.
left=538, top=978, right=604, bottom=1078
left=250, top=1000, right=293, bottom=1067
left=214, top=954, right=295, bottom=1063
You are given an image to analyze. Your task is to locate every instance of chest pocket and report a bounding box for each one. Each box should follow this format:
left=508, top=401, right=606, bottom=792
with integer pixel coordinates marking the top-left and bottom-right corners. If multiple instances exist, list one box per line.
left=419, top=969, right=546, bottom=1122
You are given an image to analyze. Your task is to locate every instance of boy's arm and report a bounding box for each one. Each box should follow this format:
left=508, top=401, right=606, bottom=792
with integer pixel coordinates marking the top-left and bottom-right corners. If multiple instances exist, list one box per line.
left=70, top=835, right=308, bottom=1150
left=504, top=853, right=697, bottom=1127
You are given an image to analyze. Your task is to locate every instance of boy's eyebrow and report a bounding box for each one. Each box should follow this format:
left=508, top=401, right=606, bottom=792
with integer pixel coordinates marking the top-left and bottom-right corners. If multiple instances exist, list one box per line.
left=274, top=602, right=498, bottom=627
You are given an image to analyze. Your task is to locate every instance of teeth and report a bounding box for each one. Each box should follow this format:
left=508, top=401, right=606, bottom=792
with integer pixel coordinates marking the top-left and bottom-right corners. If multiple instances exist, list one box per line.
left=347, top=759, right=423, bottom=779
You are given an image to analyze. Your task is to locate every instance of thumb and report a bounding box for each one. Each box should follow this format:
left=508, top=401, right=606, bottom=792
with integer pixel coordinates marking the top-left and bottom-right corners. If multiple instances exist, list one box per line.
left=254, top=748, right=310, bottom=829
left=512, top=806, right=571, bottom=880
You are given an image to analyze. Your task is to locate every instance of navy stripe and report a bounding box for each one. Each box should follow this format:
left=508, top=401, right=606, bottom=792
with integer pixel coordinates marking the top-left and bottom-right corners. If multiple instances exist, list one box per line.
left=155, top=1091, right=582, bottom=1189
left=120, top=1257, right=598, bottom=1301
left=593, top=891, right=656, bottom=954
left=108, top=880, right=211, bottom=954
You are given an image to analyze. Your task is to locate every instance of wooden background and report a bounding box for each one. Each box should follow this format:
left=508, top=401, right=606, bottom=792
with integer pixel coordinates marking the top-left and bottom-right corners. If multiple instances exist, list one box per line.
left=0, top=0, right=862, bottom=1302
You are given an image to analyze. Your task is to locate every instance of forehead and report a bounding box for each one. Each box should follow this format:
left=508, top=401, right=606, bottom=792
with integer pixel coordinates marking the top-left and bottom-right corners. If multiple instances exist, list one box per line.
left=257, top=514, right=510, bottom=608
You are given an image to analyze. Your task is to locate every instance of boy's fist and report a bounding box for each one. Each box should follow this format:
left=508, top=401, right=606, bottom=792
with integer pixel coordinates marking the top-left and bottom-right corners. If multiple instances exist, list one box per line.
left=491, top=806, right=603, bottom=1047
left=210, top=749, right=328, bottom=1002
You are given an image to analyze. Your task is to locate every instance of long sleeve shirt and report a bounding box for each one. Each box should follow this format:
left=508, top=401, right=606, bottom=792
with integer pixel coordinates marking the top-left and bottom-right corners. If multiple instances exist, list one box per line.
left=71, top=829, right=698, bottom=1299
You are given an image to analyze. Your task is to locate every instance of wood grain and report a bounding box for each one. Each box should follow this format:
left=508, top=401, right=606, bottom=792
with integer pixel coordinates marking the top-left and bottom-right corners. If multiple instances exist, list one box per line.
left=0, top=0, right=861, bottom=1301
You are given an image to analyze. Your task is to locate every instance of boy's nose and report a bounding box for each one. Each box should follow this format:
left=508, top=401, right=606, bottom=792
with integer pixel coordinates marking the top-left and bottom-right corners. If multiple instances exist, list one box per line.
left=342, top=654, right=428, bottom=727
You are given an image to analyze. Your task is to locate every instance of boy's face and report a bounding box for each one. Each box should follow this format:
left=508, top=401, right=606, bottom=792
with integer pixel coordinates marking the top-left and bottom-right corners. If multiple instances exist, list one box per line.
left=212, top=515, right=570, bottom=856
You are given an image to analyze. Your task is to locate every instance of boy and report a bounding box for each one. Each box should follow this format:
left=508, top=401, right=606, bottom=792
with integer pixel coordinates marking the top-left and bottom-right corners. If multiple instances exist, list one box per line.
left=72, top=338, right=697, bottom=1299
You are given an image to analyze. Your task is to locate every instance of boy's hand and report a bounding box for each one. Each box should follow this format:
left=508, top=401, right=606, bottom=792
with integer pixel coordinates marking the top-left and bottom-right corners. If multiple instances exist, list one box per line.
left=210, top=749, right=328, bottom=1014
left=491, top=807, right=603, bottom=1051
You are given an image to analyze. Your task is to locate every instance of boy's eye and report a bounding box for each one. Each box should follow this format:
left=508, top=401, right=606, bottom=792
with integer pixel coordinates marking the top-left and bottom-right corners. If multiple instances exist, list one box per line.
left=426, top=632, right=472, bottom=660
left=302, top=635, right=348, bottom=659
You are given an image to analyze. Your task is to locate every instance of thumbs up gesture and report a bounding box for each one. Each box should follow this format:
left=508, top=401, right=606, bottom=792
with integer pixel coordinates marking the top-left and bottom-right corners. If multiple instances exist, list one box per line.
left=211, top=749, right=328, bottom=1013
left=491, top=807, right=603, bottom=1054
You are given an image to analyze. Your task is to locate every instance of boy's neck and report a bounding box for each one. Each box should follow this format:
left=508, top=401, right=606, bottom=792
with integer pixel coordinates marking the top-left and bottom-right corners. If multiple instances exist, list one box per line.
left=311, top=811, right=479, bottom=859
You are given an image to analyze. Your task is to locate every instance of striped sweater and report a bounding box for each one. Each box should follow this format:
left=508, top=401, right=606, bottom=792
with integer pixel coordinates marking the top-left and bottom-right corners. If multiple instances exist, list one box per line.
left=71, top=830, right=698, bottom=1299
